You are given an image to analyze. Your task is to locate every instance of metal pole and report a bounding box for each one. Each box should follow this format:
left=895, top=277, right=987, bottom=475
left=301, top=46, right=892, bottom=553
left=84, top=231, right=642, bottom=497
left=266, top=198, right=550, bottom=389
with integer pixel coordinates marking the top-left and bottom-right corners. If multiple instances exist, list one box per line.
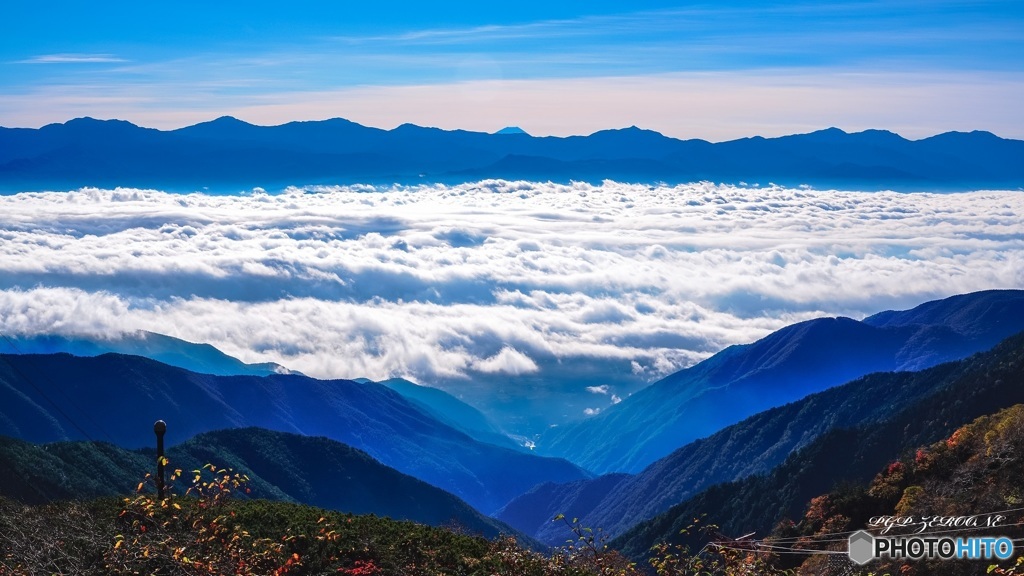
left=154, top=420, right=166, bottom=500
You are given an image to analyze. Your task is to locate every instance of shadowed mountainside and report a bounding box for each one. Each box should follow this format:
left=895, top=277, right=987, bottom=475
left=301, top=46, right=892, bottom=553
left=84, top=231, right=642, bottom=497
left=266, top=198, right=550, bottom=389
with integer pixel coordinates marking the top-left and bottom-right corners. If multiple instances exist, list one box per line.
left=0, top=353, right=588, bottom=514
left=609, top=330, right=1024, bottom=560
left=537, top=290, right=1024, bottom=474
left=499, top=328, right=1024, bottom=544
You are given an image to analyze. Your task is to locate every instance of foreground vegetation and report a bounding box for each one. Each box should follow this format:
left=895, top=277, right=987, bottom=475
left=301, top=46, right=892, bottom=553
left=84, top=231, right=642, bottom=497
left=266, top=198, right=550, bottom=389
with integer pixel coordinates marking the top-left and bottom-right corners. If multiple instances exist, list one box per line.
left=780, top=404, right=1024, bottom=576
left=0, top=462, right=637, bottom=576
left=3, top=354, right=1023, bottom=575
left=5, top=398, right=1024, bottom=576
left=0, top=463, right=792, bottom=575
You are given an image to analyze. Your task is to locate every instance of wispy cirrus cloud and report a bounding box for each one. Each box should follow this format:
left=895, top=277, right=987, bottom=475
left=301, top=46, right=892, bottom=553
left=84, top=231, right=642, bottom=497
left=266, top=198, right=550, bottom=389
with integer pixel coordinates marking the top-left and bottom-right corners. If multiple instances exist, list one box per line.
left=0, top=182, right=1021, bottom=431
left=15, top=53, right=127, bottom=64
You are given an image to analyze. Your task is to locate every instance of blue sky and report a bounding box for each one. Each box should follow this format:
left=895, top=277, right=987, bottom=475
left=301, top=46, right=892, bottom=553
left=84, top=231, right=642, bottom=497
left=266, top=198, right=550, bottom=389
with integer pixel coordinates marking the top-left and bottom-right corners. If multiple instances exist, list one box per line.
left=2, top=0, right=1023, bottom=139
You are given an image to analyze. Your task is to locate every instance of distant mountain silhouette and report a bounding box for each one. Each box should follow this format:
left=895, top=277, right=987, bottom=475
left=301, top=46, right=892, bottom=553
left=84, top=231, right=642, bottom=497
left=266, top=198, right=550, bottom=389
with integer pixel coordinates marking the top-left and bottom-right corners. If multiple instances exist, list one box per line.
left=2, top=118, right=1022, bottom=191
left=377, top=378, right=523, bottom=451
left=536, top=290, right=1024, bottom=474
left=0, top=353, right=588, bottom=513
left=5, top=331, right=291, bottom=377
left=0, top=427, right=518, bottom=539
left=494, top=126, right=528, bottom=135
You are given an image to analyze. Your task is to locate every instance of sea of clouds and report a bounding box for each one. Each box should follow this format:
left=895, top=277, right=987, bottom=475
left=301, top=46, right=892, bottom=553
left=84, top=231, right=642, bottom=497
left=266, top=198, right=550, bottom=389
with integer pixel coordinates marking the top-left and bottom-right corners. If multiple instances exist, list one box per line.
left=1, top=181, right=1021, bottom=431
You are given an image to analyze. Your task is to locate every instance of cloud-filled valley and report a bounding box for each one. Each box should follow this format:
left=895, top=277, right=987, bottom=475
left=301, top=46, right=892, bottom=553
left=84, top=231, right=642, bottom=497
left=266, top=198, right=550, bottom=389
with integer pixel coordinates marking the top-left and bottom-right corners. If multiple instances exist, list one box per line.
left=1, top=181, right=1021, bottom=433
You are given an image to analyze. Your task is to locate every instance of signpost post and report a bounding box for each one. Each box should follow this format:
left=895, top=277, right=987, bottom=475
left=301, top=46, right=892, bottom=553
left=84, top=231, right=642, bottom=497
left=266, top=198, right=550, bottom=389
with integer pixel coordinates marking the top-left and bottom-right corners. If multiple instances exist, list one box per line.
left=154, top=420, right=166, bottom=500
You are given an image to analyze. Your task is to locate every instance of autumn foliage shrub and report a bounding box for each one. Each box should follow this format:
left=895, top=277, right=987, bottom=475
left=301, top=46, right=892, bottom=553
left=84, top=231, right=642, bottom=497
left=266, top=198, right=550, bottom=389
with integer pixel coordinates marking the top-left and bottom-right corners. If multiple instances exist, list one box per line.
left=103, top=463, right=294, bottom=575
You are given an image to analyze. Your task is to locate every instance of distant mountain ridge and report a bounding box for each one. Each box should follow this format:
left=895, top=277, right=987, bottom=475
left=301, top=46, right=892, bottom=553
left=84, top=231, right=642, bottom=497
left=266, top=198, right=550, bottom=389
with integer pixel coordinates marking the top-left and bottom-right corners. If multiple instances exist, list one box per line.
left=377, top=377, right=524, bottom=451
left=4, top=331, right=291, bottom=377
left=2, top=117, right=1022, bottom=191
left=536, top=290, right=1024, bottom=474
left=3, top=332, right=522, bottom=450
left=0, top=353, right=588, bottom=513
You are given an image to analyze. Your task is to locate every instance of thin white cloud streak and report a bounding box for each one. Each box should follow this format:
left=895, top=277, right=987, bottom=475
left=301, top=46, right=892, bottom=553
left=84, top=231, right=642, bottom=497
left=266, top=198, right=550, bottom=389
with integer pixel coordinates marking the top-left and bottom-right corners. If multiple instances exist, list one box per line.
left=14, top=53, right=127, bottom=64
left=2, top=70, right=1023, bottom=141
left=340, top=3, right=1019, bottom=49
left=0, top=182, right=1022, bottom=425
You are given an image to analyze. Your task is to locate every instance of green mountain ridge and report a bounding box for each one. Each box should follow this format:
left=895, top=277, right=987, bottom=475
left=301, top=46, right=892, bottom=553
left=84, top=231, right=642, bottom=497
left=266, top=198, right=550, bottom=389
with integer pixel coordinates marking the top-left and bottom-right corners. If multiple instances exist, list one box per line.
left=0, top=426, right=519, bottom=541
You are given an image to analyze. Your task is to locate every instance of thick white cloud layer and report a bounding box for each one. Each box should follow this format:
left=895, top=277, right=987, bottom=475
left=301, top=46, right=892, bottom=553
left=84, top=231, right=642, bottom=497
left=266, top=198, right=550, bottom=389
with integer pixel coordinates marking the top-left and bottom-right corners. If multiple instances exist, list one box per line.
left=0, top=182, right=1021, bottom=430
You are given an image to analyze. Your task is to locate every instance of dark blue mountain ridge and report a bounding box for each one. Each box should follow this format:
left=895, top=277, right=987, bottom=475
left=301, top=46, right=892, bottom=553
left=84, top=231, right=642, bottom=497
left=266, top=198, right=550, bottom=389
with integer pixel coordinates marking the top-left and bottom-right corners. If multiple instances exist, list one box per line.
left=535, top=289, right=1024, bottom=474
left=2, top=117, right=1022, bottom=191
left=0, top=352, right=588, bottom=514
left=377, top=377, right=523, bottom=451
left=3, top=331, right=523, bottom=450
left=4, top=331, right=291, bottom=377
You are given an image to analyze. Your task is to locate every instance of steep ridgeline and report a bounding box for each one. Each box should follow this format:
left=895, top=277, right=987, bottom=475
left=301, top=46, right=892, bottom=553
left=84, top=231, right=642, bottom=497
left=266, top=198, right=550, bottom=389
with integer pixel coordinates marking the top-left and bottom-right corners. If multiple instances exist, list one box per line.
left=608, top=330, right=1024, bottom=561
left=0, top=353, right=588, bottom=514
left=537, top=290, right=1024, bottom=474
left=377, top=378, right=523, bottom=451
left=0, top=427, right=518, bottom=540
left=1, top=117, right=1022, bottom=190
left=4, top=331, right=290, bottom=377
left=498, top=327, right=1021, bottom=545
left=3, top=334, right=519, bottom=449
